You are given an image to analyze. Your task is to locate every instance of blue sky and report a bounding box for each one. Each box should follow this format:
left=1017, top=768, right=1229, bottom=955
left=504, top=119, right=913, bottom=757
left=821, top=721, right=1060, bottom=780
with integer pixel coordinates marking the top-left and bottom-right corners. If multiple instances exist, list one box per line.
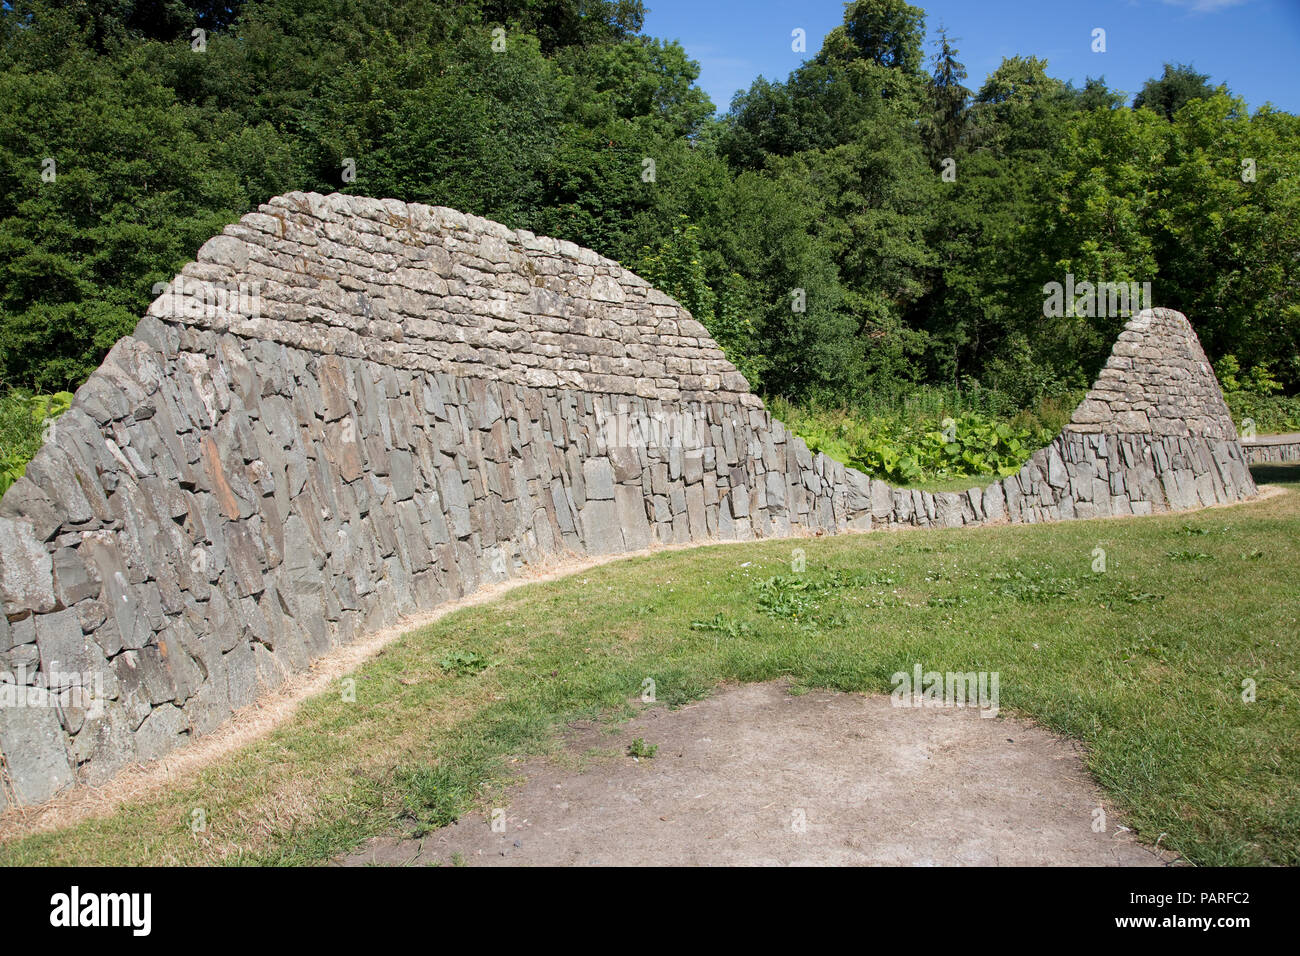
left=641, top=0, right=1300, bottom=115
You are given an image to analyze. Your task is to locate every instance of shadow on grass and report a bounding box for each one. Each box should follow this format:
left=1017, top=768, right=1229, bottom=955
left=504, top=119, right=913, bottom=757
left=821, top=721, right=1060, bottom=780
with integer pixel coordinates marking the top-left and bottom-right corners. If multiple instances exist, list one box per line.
left=1250, top=462, right=1300, bottom=486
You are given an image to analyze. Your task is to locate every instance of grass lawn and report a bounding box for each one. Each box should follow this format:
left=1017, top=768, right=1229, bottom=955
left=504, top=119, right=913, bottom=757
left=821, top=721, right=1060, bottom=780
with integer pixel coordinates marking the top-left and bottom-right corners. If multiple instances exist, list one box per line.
left=3, top=464, right=1298, bottom=867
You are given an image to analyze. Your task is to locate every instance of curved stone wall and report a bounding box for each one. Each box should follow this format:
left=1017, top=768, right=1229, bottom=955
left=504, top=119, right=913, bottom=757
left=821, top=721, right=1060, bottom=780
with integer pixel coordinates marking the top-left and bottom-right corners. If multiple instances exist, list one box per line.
left=1242, top=434, right=1300, bottom=464
left=0, top=192, right=1255, bottom=810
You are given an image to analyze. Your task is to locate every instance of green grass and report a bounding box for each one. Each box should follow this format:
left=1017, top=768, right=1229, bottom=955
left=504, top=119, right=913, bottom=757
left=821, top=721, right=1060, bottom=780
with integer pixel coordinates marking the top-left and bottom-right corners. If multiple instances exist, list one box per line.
left=3, top=465, right=1299, bottom=867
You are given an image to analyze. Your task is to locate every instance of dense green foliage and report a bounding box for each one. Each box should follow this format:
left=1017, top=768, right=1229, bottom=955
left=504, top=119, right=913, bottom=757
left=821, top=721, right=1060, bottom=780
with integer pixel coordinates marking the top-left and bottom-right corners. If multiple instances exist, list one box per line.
left=0, top=388, right=71, bottom=493
left=773, top=397, right=1064, bottom=485
left=0, top=0, right=1296, bottom=435
left=806, top=411, right=1055, bottom=485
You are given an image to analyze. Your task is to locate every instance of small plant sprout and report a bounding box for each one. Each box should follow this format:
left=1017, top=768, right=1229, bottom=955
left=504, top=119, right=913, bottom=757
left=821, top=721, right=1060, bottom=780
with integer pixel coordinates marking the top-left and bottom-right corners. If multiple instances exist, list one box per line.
left=626, top=738, right=657, bottom=759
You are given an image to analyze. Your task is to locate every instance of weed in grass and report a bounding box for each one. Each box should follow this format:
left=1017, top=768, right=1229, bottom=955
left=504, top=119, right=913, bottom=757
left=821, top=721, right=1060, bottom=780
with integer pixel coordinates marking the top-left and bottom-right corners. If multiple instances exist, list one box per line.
left=988, top=569, right=1082, bottom=602
left=397, top=765, right=473, bottom=835
left=655, top=674, right=713, bottom=709
left=690, top=614, right=755, bottom=639
left=438, top=650, right=495, bottom=676
left=755, top=575, right=818, bottom=620
left=863, top=570, right=900, bottom=586
left=1121, top=589, right=1166, bottom=604
left=753, top=570, right=870, bottom=621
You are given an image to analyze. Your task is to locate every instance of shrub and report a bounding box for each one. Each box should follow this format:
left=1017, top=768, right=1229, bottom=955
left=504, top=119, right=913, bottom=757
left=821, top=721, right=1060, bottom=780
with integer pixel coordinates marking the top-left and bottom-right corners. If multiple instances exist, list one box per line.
left=775, top=401, right=1054, bottom=485
left=1216, top=355, right=1300, bottom=435
left=0, top=389, right=73, bottom=495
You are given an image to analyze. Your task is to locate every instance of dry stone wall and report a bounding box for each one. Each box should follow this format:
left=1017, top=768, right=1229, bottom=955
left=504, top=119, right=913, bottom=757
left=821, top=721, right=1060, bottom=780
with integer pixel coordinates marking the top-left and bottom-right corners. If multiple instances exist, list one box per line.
left=0, top=192, right=1256, bottom=810
left=1241, top=435, right=1300, bottom=464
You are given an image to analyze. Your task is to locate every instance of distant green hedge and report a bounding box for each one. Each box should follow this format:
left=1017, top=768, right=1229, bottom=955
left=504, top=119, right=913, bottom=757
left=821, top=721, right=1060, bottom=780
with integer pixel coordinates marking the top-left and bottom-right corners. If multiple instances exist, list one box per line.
left=1225, top=391, right=1300, bottom=436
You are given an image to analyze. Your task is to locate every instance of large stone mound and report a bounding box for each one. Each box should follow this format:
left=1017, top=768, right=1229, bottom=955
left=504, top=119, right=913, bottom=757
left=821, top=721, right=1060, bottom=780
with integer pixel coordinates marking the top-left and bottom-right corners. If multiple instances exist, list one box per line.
left=1070, top=308, right=1240, bottom=439
left=0, top=193, right=1254, bottom=809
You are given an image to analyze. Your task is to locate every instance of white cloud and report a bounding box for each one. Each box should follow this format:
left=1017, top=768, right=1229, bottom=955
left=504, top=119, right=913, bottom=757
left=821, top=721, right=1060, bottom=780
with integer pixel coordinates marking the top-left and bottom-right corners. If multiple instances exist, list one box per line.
left=1160, top=0, right=1250, bottom=12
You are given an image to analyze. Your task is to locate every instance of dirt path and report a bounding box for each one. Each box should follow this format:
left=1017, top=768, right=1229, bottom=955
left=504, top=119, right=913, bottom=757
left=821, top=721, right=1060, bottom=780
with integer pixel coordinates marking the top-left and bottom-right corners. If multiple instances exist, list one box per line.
left=338, top=682, right=1176, bottom=867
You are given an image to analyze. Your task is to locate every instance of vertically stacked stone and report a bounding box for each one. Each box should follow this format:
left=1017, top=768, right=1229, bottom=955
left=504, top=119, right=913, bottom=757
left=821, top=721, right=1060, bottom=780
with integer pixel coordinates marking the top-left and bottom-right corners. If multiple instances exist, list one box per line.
left=0, top=195, right=1254, bottom=808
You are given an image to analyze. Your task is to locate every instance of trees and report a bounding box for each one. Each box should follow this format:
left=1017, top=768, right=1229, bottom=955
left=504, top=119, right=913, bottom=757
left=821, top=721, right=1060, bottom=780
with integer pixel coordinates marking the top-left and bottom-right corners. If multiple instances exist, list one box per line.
left=1077, top=76, right=1124, bottom=112
left=921, top=28, right=970, bottom=162
left=636, top=217, right=768, bottom=389
left=1155, top=96, right=1300, bottom=389
left=476, top=0, right=644, bottom=53
left=715, top=0, right=935, bottom=396
left=0, top=0, right=1294, bottom=410
left=0, top=0, right=707, bottom=389
left=0, top=51, right=288, bottom=389
left=820, top=0, right=926, bottom=75
left=1134, top=62, right=1215, bottom=120
left=1022, top=104, right=1169, bottom=381
left=711, top=170, right=859, bottom=400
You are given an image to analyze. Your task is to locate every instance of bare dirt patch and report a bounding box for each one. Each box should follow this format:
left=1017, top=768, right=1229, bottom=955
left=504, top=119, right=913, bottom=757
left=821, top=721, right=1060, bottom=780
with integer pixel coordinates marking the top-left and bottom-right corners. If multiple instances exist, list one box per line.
left=337, top=681, right=1177, bottom=867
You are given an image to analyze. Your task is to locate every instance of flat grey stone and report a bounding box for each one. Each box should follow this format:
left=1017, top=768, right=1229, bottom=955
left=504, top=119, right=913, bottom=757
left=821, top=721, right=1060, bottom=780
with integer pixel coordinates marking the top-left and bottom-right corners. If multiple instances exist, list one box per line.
left=579, top=498, right=623, bottom=555
left=134, top=703, right=189, bottom=763
left=0, top=686, right=74, bottom=804
left=582, top=458, right=616, bottom=501
left=0, top=517, right=56, bottom=614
